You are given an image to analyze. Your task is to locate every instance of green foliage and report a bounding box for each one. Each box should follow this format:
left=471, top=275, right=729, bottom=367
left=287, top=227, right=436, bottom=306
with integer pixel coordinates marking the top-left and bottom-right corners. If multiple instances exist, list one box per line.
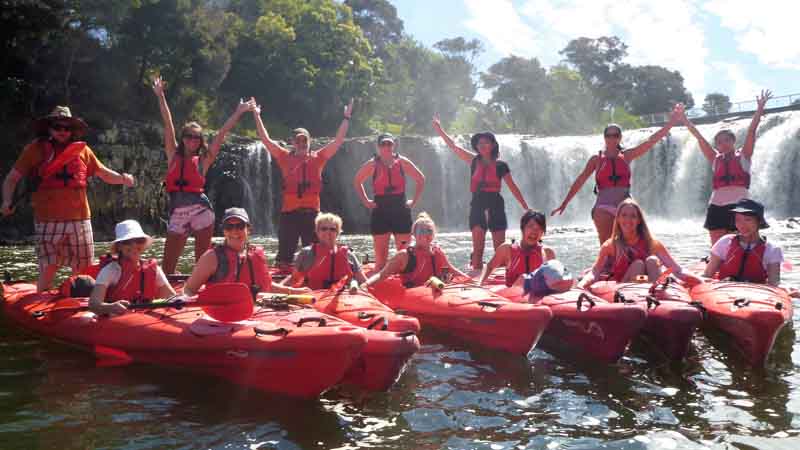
left=481, top=56, right=549, bottom=132
left=597, top=107, right=645, bottom=132
left=703, top=92, right=732, bottom=115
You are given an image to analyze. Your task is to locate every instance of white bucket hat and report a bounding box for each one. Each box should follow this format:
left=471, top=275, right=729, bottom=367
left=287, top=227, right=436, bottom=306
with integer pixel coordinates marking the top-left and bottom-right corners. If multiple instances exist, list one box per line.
left=112, top=220, right=154, bottom=250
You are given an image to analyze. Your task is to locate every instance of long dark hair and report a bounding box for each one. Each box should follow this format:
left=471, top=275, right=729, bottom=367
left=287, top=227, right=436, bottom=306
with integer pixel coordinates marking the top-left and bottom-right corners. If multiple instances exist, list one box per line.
left=177, top=122, right=208, bottom=157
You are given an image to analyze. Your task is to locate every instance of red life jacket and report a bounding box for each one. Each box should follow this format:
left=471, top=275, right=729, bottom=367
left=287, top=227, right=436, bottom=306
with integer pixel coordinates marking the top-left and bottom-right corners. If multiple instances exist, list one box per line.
left=608, top=239, right=650, bottom=282
left=712, top=152, right=750, bottom=190
left=165, top=152, right=205, bottom=193
left=281, top=151, right=324, bottom=198
left=505, top=243, right=544, bottom=287
left=100, top=255, right=159, bottom=304
left=595, top=151, right=631, bottom=190
left=36, top=141, right=88, bottom=190
left=304, top=244, right=353, bottom=290
left=401, top=245, right=448, bottom=288
left=372, top=155, right=406, bottom=196
left=209, top=244, right=272, bottom=299
left=470, top=157, right=502, bottom=193
left=717, top=235, right=767, bottom=283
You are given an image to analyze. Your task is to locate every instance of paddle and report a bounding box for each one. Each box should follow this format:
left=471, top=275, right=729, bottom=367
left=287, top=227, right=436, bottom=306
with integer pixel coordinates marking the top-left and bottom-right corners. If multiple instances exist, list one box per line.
left=45, top=282, right=254, bottom=322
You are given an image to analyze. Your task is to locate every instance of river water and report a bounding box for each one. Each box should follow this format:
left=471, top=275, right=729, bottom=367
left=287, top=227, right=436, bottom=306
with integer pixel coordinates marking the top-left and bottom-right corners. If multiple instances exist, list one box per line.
left=2, top=219, right=800, bottom=449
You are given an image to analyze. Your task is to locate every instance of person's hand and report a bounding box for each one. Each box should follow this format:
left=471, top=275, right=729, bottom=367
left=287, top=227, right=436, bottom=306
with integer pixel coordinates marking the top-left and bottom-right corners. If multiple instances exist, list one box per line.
left=343, top=99, right=354, bottom=119
left=756, top=89, right=773, bottom=111
left=432, top=113, right=442, bottom=131
left=679, top=272, right=704, bottom=288
left=669, top=103, right=685, bottom=124
left=237, top=97, right=256, bottom=115
left=252, top=101, right=262, bottom=115
left=1, top=202, right=14, bottom=217
left=405, top=199, right=414, bottom=208
left=122, top=173, right=135, bottom=187
left=103, top=300, right=130, bottom=316
left=151, top=76, right=165, bottom=97
left=359, top=282, right=371, bottom=292
left=551, top=205, right=566, bottom=216
left=364, top=199, right=376, bottom=209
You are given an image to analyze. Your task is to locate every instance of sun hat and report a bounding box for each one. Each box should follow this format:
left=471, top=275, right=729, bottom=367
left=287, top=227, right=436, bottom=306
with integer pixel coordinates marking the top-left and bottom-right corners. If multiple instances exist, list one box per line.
left=32, top=106, right=89, bottom=138
left=377, top=133, right=395, bottom=145
left=523, top=260, right=574, bottom=297
left=292, top=128, right=311, bottom=140
left=730, top=198, right=769, bottom=229
left=470, top=132, right=499, bottom=158
left=111, top=220, right=154, bottom=251
left=222, top=207, right=250, bottom=225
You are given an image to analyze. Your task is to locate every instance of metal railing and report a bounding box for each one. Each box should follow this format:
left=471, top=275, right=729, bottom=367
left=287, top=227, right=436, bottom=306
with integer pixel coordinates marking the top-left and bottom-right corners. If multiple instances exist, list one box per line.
left=639, top=92, right=800, bottom=126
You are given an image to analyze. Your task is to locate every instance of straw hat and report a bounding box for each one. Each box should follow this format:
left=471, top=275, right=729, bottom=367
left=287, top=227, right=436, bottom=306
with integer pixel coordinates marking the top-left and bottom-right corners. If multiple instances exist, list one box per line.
left=32, top=106, right=88, bottom=138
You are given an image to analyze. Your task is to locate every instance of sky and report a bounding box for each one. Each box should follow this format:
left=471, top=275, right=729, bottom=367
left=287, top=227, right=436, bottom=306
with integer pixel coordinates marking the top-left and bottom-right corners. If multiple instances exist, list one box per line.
left=390, top=0, right=800, bottom=108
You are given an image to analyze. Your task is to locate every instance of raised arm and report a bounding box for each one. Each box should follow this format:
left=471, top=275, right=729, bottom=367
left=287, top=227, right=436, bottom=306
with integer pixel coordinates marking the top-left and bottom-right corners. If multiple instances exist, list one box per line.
left=479, top=243, right=511, bottom=285
left=318, top=99, right=354, bottom=160
left=742, top=89, right=772, bottom=160
left=551, top=155, right=599, bottom=216
left=151, top=76, right=178, bottom=159
left=503, top=173, right=529, bottom=210
left=353, top=159, right=377, bottom=210
left=252, top=102, right=290, bottom=159
left=401, top=157, right=426, bottom=208
left=204, top=98, right=256, bottom=171
left=432, top=113, right=475, bottom=163
left=624, top=103, right=682, bottom=161
left=679, top=110, right=716, bottom=163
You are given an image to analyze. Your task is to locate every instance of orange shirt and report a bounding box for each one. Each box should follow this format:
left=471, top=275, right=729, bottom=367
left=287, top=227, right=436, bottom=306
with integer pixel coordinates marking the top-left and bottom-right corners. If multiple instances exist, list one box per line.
left=13, top=140, right=104, bottom=222
left=276, top=151, right=328, bottom=212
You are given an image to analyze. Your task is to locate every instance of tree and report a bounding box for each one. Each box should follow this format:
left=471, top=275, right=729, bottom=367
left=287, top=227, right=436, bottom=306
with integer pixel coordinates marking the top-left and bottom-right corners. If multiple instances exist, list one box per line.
left=620, top=65, right=694, bottom=115
left=344, top=0, right=404, bottom=58
left=481, top=56, right=549, bottom=132
left=559, top=36, right=630, bottom=109
left=703, top=93, right=732, bottom=116
left=540, top=66, right=598, bottom=135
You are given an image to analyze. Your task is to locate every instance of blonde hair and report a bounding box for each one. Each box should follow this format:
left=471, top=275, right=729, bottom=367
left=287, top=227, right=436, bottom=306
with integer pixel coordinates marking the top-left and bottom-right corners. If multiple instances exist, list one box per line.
left=315, top=212, right=343, bottom=232
left=178, top=122, right=207, bottom=156
left=610, top=198, right=654, bottom=254
left=411, top=212, right=436, bottom=235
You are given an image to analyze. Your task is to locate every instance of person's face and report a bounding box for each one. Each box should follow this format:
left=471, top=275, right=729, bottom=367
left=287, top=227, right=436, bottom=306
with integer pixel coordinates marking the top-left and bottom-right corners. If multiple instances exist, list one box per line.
left=181, top=130, right=203, bottom=152
left=118, top=238, right=148, bottom=260
left=604, top=128, right=621, bottom=148
left=378, top=140, right=394, bottom=158
left=413, top=223, right=435, bottom=247
left=734, top=213, right=759, bottom=237
left=223, top=219, right=249, bottom=250
left=316, top=221, right=340, bottom=247
left=477, top=137, right=493, bottom=157
left=616, top=204, right=641, bottom=236
left=714, top=133, right=736, bottom=153
left=522, top=219, right=545, bottom=245
left=294, top=134, right=309, bottom=152
left=49, top=121, right=73, bottom=144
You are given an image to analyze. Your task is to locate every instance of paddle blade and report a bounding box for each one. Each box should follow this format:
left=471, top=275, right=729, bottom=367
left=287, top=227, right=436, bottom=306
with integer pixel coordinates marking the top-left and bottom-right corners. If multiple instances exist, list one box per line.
left=197, top=282, right=254, bottom=322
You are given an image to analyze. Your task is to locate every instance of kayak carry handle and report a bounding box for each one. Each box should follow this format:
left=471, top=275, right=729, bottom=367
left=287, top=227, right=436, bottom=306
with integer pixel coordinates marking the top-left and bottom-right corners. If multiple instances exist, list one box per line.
left=477, top=301, right=501, bottom=309
left=254, top=326, right=290, bottom=337
left=297, top=316, right=327, bottom=327
left=577, top=293, right=596, bottom=310
left=645, top=295, right=660, bottom=309
left=394, top=309, right=409, bottom=315
left=775, top=302, right=783, bottom=310
left=689, top=301, right=708, bottom=319
left=397, top=331, right=416, bottom=338
left=367, top=317, right=389, bottom=330
left=357, top=311, right=376, bottom=320
left=733, top=298, right=750, bottom=308
left=613, top=291, right=634, bottom=304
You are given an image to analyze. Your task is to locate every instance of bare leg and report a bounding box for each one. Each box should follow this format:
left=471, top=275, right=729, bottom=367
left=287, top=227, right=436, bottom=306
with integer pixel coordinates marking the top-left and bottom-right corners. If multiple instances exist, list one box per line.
left=645, top=255, right=661, bottom=282
left=592, top=209, right=615, bottom=245
left=490, top=230, right=506, bottom=250
left=193, top=225, right=214, bottom=262
left=372, top=233, right=390, bottom=271
left=709, top=229, right=729, bottom=247
left=621, top=259, right=646, bottom=282
left=471, top=226, right=487, bottom=270
left=163, top=232, right=189, bottom=274
left=37, top=264, right=60, bottom=292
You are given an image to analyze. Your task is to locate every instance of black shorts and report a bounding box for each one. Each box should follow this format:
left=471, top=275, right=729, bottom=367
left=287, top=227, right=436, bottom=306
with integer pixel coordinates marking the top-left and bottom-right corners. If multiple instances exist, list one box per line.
left=469, top=192, right=507, bottom=231
left=371, top=194, right=412, bottom=235
left=704, top=203, right=736, bottom=231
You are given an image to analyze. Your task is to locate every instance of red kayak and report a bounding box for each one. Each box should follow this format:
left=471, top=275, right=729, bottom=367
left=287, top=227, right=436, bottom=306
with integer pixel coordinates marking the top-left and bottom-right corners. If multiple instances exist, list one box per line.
left=369, top=277, right=552, bottom=355
left=309, top=288, right=420, bottom=391
left=690, top=281, right=793, bottom=366
left=1, top=282, right=367, bottom=399
left=490, top=283, right=647, bottom=363
left=588, top=279, right=703, bottom=360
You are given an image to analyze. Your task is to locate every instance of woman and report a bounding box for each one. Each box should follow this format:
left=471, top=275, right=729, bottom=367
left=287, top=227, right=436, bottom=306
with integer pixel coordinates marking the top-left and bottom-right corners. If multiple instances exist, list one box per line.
left=432, top=115, right=529, bottom=270
left=479, top=210, right=556, bottom=287
left=353, top=133, right=425, bottom=271
left=681, top=90, right=772, bottom=246
left=183, top=208, right=308, bottom=299
left=90, top=220, right=175, bottom=316
left=362, top=212, right=469, bottom=289
left=152, top=76, right=254, bottom=274
left=703, top=199, right=783, bottom=286
left=577, top=199, right=702, bottom=288
left=284, top=213, right=368, bottom=290
left=552, top=104, right=684, bottom=245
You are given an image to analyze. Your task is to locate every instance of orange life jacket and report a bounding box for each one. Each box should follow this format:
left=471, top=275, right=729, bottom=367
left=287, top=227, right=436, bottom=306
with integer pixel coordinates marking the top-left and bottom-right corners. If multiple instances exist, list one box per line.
left=372, top=155, right=406, bottom=197
left=470, top=157, right=502, bottom=193
left=608, top=239, right=650, bottom=282
left=36, top=141, right=88, bottom=190
left=595, top=151, right=631, bottom=191
left=717, top=235, right=767, bottom=283
left=99, top=254, right=159, bottom=304
left=165, top=152, right=205, bottom=193
left=281, top=151, right=324, bottom=199
left=401, top=244, right=448, bottom=288
left=304, top=244, right=353, bottom=290
left=505, top=243, right=544, bottom=287
left=209, top=244, right=272, bottom=299
left=712, top=152, right=750, bottom=190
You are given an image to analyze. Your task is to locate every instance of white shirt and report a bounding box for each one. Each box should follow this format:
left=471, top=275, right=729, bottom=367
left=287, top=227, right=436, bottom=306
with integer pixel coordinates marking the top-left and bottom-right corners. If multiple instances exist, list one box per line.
left=711, top=234, right=783, bottom=270
left=95, top=260, right=169, bottom=289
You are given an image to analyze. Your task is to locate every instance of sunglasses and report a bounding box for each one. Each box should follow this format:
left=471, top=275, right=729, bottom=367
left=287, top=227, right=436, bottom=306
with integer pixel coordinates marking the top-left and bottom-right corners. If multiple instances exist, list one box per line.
left=604, top=133, right=621, bottom=139
left=223, top=222, right=247, bottom=231
left=121, top=237, right=148, bottom=245
left=379, top=141, right=394, bottom=147
left=415, top=228, right=434, bottom=235
left=183, top=134, right=202, bottom=141
left=318, top=226, right=339, bottom=233
left=50, top=124, right=72, bottom=132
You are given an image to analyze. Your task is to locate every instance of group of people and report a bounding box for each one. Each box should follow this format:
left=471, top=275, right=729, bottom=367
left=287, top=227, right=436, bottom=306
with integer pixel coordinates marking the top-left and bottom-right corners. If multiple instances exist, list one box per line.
left=1, top=83, right=794, bottom=314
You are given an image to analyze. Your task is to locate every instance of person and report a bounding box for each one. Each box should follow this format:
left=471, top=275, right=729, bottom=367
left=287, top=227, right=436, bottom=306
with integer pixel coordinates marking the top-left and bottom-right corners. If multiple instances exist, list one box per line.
left=680, top=90, right=773, bottom=246
left=152, top=76, right=255, bottom=274
left=479, top=210, right=556, bottom=287
left=1, top=106, right=135, bottom=292
left=431, top=114, right=529, bottom=270
left=703, top=199, right=783, bottom=286
left=577, top=199, right=703, bottom=288
left=89, top=220, right=176, bottom=316
left=361, top=212, right=469, bottom=289
left=183, top=208, right=308, bottom=299
left=552, top=104, right=685, bottom=245
left=353, top=133, right=426, bottom=271
left=252, top=99, right=354, bottom=269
